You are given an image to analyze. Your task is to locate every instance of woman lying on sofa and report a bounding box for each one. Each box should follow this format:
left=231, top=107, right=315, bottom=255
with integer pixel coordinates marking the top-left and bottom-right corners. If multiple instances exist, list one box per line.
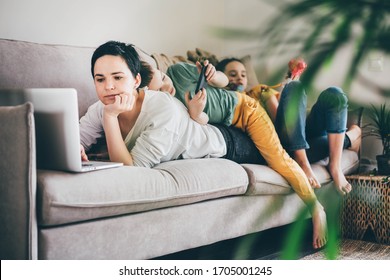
left=144, top=58, right=327, bottom=249
left=215, top=57, right=361, bottom=196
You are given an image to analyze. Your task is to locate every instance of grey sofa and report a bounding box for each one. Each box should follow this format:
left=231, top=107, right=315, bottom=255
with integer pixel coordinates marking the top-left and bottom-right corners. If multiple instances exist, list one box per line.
left=0, top=39, right=360, bottom=260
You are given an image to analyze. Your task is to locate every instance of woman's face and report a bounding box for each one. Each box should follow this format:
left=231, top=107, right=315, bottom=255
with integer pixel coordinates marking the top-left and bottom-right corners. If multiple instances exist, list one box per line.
left=93, top=55, right=140, bottom=105
left=224, top=61, right=248, bottom=90
left=148, top=69, right=176, bottom=96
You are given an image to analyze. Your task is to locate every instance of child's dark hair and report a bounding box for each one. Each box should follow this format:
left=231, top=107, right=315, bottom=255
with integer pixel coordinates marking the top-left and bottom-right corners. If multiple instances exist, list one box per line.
left=91, top=41, right=141, bottom=78
left=139, top=61, right=154, bottom=88
left=216, top=57, right=243, bottom=72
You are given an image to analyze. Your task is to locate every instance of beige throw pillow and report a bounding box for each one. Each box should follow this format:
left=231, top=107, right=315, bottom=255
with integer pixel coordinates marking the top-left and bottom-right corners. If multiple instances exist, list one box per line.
left=143, top=46, right=260, bottom=91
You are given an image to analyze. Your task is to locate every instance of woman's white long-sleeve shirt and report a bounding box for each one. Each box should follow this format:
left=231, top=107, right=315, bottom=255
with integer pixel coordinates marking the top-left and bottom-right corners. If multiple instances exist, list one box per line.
left=79, top=90, right=226, bottom=168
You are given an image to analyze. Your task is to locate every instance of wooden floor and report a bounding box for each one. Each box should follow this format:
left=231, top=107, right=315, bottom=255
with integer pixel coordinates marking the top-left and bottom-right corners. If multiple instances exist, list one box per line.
left=154, top=220, right=317, bottom=260
left=300, top=239, right=390, bottom=260
left=154, top=220, right=389, bottom=260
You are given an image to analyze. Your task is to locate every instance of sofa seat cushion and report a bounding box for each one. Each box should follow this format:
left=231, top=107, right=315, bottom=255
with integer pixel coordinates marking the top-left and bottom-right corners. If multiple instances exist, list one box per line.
left=242, top=149, right=360, bottom=195
left=37, top=158, right=248, bottom=227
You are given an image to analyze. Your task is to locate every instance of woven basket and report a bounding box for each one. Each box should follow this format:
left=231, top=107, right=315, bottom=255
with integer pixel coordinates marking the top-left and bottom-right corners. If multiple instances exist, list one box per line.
left=341, top=175, right=390, bottom=245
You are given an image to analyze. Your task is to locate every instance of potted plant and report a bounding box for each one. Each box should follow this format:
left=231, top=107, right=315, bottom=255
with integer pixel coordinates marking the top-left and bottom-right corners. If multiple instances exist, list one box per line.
left=366, top=104, right=390, bottom=175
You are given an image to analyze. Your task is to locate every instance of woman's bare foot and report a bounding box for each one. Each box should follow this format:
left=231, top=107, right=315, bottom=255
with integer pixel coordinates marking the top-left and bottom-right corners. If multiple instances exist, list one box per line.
left=311, top=201, right=328, bottom=249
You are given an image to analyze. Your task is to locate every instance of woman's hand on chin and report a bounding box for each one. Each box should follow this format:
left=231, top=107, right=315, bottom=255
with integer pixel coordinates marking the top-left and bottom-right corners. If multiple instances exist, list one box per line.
left=104, top=91, right=135, bottom=117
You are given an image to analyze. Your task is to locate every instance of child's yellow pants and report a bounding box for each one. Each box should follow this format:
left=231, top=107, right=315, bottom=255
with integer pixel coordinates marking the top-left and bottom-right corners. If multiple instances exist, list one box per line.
left=232, top=92, right=316, bottom=204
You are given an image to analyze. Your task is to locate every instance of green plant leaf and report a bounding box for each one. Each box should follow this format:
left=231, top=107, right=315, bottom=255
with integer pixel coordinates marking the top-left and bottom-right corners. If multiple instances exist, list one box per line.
left=366, top=103, right=390, bottom=155
left=214, top=0, right=390, bottom=94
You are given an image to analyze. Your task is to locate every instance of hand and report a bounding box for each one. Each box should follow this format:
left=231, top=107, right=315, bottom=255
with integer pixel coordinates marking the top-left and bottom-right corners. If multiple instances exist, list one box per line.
left=196, top=60, right=216, bottom=83
left=104, top=92, right=136, bottom=117
left=196, top=60, right=228, bottom=88
left=185, top=88, right=208, bottom=122
left=80, top=144, right=88, bottom=162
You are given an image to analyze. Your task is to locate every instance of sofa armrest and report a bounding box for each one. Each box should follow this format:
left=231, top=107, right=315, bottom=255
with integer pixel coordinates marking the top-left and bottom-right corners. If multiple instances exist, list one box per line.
left=347, top=107, right=364, bottom=161
left=0, top=103, right=37, bottom=259
left=347, top=107, right=364, bottom=128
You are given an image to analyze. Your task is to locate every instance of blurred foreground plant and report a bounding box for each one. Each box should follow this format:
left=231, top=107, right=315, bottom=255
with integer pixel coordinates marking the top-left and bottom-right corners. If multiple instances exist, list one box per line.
left=214, top=0, right=390, bottom=93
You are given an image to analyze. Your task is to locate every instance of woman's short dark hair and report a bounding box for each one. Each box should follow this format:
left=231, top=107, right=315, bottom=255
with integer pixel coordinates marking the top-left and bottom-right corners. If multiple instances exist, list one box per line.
left=216, top=57, right=243, bottom=72
left=91, top=41, right=141, bottom=78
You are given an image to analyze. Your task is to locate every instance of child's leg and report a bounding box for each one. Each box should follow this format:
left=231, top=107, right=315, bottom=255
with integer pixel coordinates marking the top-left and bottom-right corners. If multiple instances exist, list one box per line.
left=275, top=81, right=308, bottom=152
left=274, top=81, right=321, bottom=188
left=233, top=93, right=315, bottom=202
left=306, top=87, right=351, bottom=195
left=328, top=133, right=352, bottom=195
left=232, top=93, right=327, bottom=248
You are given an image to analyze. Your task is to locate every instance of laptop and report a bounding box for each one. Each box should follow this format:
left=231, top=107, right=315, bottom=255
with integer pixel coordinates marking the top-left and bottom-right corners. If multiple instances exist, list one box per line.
left=0, top=88, right=123, bottom=172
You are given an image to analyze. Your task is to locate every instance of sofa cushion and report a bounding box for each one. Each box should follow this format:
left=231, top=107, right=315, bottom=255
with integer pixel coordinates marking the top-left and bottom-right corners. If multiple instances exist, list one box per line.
left=153, top=47, right=260, bottom=90
left=151, top=53, right=190, bottom=73
left=242, top=149, right=360, bottom=195
left=37, top=158, right=248, bottom=226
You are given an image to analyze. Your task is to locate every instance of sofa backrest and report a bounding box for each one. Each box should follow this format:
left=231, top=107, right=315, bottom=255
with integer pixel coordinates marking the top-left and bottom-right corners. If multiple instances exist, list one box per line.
left=1, top=38, right=263, bottom=119
left=0, top=39, right=157, bottom=117
left=0, top=39, right=96, bottom=117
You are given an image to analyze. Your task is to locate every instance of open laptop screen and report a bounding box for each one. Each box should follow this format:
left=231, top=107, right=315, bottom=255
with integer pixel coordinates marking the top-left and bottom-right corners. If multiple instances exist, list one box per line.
left=0, top=88, right=122, bottom=172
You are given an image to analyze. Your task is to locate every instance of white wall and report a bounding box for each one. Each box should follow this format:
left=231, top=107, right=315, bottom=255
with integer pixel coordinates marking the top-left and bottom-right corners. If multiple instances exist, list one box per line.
left=0, top=0, right=279, bottom=55
left=0, top=0, right=280, bottom=56
left=0, top=0, right=226, bottom=55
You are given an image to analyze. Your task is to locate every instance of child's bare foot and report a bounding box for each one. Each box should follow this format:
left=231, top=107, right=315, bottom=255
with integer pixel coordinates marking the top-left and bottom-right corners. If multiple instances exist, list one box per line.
left=293, top=149, right=321, bottom=189
left=302, top=165, right=321, bottom=189
left=334, top=181, right=352, bottom=196
left=328, top=166, right=351, bottom=195
left=311, top=201, right=328, bottom=249
left=288, top=57, right=307, bottom=80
